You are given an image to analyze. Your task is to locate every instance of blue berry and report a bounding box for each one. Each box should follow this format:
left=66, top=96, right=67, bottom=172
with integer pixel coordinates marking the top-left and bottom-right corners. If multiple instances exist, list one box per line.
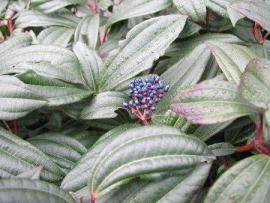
left=123, top=76, right=170, bottom=118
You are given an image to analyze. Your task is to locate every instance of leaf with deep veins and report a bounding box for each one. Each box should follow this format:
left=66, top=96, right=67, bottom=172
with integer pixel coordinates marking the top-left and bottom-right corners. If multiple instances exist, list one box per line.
left=231, top=1, right=270, bottom=31
left=240, top=58, right=270, bottom=110
left=99, top=14, right=187, bottom=91
left=204, top=154, right=270, bottom=203
left=88, top=125, right=215, bottom=198
left=170, top=79, right=259, bottom=124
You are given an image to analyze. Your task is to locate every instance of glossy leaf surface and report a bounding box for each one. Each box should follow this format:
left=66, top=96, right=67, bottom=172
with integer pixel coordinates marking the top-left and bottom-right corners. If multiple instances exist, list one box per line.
left=28, top=133, right=87, bottom=172
left=0, top=44, right=85, bottom=84
left=17, top=72, right=91, bottom=106
left=0, top=127, right=65, bottom=182
left=0, top=178, right=76, bottom=203
left=80, top=91, right=126, bottom=120
left=61, top=124, right=137, bottom=192
left=0, top=75, right=47, bottom=120
left=100, top=14, right=187, bottom=91
left=73, top=42, right=102, bottom=92
left=88, top=125, right=215, bottom=197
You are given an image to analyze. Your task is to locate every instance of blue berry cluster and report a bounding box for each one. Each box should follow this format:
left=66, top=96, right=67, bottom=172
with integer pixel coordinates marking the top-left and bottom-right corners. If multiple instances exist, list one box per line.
left=123, top=76, right=169, bottom=118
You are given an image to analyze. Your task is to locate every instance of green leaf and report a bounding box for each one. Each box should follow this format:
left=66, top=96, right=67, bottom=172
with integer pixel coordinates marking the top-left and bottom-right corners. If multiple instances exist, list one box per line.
left=166, top=33, right=244, bottom=59
left=205, top=0, right=229, bottom=18
left=173, top=0, right=206, bottom=23
left=0, top=75, right=47, bottom=121
left=154, top=43, right=211, bottom=115
left=122, top=163, right=212, bottom=203
left=178, top=20, right=202, bottom=39
left=34, top=0, right=84, bottom=13
left=37, top=26, right=74, bottom=47
left=231, top=1, right=270, bottom=31
left=28, top=133, right=87, bottom=172
left=73, top=14, right=99, bottom=49
left=152, top=110, right=189, bottom=131
left=97, top=178, right=148, bottom=203
left=0, top=33, right=32, bottom=53
left=204, top=154, right=270, bottom=203
left=0, top=178, right=76, bottom=203
left=170, top=79, right=259, bottom=124
left=98, top=0, right=113, bottom=11
left=88, top=125, right=215, bottom=197
left=208, top=142, right=236, bottom=156
left=87, top=15, right=100, bottom=49
left=73, top=42, right=102, bottom=92
left=0, top=44, right=85, bottom=84
left=106, top=0, right=172, bottom=28
left=0, top=127, right=65, bottom=182
left=239, top=58, right=270, bottom=110
left=227, top=4, right=245, bottom=26
left=17, top=71, right=91, bottom=106
left=61, top=124, right=137, bottom=192
left=80, top=91, right=126, bottom=120
left=100, top=14, right=187, bottom=91
left=70, top=131, right=101, bottom=149
left=16, top=166, right=44, bottom=179
left=205, top=41, right=256, bottom=85
left=15, top=10, right=79, bottom=28
left=193, top=120, right=233, bottom=141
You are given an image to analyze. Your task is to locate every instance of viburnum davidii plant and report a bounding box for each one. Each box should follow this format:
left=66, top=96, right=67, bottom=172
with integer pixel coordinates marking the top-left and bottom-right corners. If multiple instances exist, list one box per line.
left=1, top=0, right=270, bottom=203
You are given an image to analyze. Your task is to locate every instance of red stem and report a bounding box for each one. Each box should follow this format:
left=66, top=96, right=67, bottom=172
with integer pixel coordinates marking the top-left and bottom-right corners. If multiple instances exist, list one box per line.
left=91, top=194, right=96, bottom=203
left=13, top=120, right=18, bottom=135
left=91, top=0, right=98, bottom=15
left=236, top=140, right=264, bottom=153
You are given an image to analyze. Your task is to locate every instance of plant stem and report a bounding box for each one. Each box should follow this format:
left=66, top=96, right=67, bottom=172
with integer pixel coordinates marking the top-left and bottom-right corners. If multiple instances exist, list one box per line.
left=91, top=0, right=98, bottom=15
left=13, top=120, right=18, bottom=135
left=90, top=194, right=96, bottom=203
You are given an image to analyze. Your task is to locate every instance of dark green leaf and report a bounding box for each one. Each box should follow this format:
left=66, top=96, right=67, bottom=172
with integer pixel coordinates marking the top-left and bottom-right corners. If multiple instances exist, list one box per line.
left=154, top=43, right=211, bottom=115
left=106, top=0, right=172, bottom=28
left=16, top=166, right=44, bottom=179
left=204, top=154, right=270, bottom=203
left=0, top=75, right=47, bottom=120
left=208, top=142, right=236, bottom=156
left=80, top=91, right=126, bottom=120
left=0, top=127, right=65, bottom=182
left=124, top=163, right=211, bottom=203
left=17, top=71, right=91, bottom=106
left=73, top=42, right=103, bottom=93
left=193, top=120, right=233, bottom=141
left=100, top=14, right=187, bottom=91
left=61, top=124, right=137, bottom=193
left=28, top=133, right=87, bottom=172
left=0, top=44, right=85, bottom=84
left=88, top=125, right=215, bottom=197
left=0, top=178, right=76, bottom=203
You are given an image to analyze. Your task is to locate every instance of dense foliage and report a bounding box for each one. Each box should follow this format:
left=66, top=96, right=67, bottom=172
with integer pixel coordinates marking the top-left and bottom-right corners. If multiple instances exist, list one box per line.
left=1, top=0, right=270, bottom=202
